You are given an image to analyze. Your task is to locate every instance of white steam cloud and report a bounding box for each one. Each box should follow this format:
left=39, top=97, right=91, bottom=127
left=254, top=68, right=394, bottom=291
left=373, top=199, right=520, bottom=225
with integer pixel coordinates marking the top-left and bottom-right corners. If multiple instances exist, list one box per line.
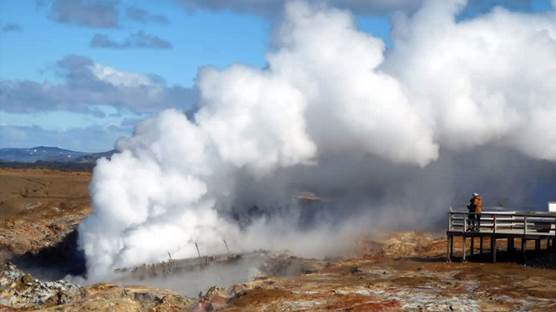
left=79, top=0, right=556, bottom=278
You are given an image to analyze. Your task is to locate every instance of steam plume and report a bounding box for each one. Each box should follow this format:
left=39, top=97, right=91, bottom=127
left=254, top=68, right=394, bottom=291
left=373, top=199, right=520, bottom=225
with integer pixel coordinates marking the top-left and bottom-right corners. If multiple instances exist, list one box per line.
left=79, top=0, right=556, bottom=278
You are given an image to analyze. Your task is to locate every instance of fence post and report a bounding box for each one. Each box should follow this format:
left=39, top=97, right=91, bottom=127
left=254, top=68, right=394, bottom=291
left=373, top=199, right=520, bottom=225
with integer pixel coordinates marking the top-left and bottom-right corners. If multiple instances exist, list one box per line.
left=223, top=239, right=230, bottom=253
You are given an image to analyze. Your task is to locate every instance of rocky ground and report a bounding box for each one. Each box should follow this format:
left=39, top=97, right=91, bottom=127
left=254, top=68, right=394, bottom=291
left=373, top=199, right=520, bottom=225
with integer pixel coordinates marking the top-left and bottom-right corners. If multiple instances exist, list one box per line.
left=190, top=233, right=556, bottom=311
left=1, top=167, right=556, bottom=311
left=2, top=231, right=556, bottom=311
left=0, top=262, right=195, bottom=311
left=214, top=251, right=556, bottom=311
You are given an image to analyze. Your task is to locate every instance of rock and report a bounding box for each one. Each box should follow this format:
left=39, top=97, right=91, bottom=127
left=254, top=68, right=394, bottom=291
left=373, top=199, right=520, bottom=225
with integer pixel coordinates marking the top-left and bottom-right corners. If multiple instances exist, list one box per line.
left=381, top=232, right=441, bottom=257
left=0, top=262, right=82, bottom=309
left=259, top=254, right=324, bottom=277
left=1, top=263, right=196, bottom=312
left=20, top=274, right=32, bottom=285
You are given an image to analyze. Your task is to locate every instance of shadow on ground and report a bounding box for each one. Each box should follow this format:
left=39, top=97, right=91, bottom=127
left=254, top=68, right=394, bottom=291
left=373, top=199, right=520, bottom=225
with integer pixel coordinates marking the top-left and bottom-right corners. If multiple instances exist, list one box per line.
left=11, top=229, right=86, bottom=280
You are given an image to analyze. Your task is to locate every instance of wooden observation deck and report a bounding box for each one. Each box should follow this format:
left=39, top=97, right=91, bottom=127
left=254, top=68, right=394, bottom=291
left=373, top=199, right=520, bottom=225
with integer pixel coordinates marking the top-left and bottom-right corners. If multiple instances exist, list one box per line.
left=447, top=210, right=556, bottom=262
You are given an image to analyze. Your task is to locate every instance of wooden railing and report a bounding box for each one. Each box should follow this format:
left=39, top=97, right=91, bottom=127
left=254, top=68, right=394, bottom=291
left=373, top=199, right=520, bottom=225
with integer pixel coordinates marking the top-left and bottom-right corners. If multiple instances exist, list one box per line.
left=448, top=210, right=556, bottom=236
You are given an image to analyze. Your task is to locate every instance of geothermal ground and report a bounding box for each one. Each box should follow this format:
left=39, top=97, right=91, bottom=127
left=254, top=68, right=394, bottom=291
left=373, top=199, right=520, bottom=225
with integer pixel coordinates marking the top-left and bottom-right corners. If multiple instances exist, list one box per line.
left=1, top=167, right=556, bottom=311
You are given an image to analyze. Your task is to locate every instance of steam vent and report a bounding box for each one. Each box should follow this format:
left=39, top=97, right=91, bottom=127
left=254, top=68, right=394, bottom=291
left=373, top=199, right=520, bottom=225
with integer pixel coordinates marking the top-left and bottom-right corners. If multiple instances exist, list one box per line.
left=2, top=0, right=556, bottom=310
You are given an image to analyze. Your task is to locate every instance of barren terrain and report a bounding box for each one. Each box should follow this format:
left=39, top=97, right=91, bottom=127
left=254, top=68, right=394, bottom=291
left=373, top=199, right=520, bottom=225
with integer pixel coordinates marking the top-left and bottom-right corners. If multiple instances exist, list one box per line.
left=1, top=167, right=556, bottom=311
left=0, top=167, right=90, bottom=260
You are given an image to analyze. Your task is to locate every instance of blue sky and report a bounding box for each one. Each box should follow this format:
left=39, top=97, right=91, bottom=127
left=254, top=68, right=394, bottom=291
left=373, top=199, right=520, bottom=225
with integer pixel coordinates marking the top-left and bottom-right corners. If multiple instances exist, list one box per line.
left=0, top=0, right=553, bottom=152
left=1, top=0, right=269, bottom=86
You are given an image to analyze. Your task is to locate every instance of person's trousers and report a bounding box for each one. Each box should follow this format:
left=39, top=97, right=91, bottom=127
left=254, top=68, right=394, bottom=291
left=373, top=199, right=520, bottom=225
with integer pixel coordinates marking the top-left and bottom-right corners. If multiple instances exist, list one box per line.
left=469, top=213, right=481, bottom=231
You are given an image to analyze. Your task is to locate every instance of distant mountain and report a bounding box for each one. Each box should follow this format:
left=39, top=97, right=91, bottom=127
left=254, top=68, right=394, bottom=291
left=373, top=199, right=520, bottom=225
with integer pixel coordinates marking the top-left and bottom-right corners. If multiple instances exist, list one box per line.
left=0, top=146, right=115, bottom=164
left=73, top=150, right=116, bottom=163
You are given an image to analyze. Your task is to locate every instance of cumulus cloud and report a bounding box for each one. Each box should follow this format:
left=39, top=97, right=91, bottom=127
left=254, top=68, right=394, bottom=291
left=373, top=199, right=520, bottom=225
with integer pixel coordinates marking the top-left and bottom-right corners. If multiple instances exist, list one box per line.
left=79, top=0, right=556, bottom=278
left=173, top=0, right=542, bottom=16
left=89, top=34, right=121, bottom=49
left=0, top=55, right=195, bottom=114
left=1, top=23, right=22, bottom=32
left=126, top=7, right=169, bottom=25
left=90, top=31, right=173, bottom=49
left=174, top=0, right=423, bottom=16
left=42, top=0, right=118, bottom=28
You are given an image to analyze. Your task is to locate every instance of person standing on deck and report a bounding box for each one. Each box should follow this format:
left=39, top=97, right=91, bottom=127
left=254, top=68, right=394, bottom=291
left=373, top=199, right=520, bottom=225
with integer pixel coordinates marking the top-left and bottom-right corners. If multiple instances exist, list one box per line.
left=467, top=193, right=482, bottom=231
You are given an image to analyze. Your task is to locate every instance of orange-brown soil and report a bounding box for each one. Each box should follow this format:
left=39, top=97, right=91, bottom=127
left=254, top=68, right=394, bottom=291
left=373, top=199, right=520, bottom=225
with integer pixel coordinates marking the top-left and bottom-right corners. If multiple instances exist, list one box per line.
left=0, top=167, right=91, bottom=259
left=1, top=167, right=556, bottom=311
left=208, top=233, right=556, bottom=311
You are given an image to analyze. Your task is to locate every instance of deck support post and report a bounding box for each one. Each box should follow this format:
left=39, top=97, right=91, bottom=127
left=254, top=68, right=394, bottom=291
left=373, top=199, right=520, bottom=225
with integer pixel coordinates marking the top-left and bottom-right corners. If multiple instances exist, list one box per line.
left=479, top=236, right=483, bottom=255
left=508, top=238, right=515, bottom=254
left=447, top=234, right=452, bottom=262
left=450, top=235, right=454, bottom=261
left=535, top=239, right=541, bottom=253
left=462, top=236, right=466, bottom=262
left=470, top=237, right=475, bottom=257
left=491, top=236, right=496, bottom=263
left=521, top=238, right=527, bottom=262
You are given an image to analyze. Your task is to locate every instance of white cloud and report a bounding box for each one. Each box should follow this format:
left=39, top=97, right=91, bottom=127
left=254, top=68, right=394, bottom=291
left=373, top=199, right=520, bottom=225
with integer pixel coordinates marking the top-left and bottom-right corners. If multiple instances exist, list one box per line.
left=90, top=63, right=153, bottom=88
left=174, top=0, right=425, bottom=15
left=0, top=55, right=196, bottom=115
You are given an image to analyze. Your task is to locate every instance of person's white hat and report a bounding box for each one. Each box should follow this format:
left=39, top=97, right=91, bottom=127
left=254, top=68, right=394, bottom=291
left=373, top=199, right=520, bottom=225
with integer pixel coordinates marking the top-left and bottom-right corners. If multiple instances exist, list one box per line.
left=472, top=193, right=480, bottom=197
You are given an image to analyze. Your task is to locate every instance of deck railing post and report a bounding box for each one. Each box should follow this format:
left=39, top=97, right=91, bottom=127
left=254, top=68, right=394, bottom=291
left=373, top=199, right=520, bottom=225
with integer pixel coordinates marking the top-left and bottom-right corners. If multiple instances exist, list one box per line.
left=553, top=216, right=556, bottom=238
left=463, top=213, right=467, bottom=233
left=491, top=214, right=497, bottom=263
left=524, top=216, right=528, bottom=235
left=554, top=217, right=556, bottom=252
